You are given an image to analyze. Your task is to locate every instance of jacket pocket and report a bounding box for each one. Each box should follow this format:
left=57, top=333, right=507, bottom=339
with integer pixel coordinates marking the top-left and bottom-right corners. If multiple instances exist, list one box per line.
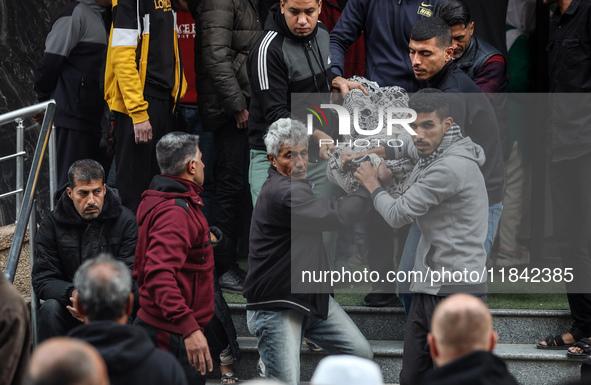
left=560, top=38, right=585, bottom=69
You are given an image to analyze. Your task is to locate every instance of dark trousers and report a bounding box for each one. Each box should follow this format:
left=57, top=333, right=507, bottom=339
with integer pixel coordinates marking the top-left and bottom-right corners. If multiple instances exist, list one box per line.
left=399, top=293, right=486, bottom=385
left=114, top=96, right=172, bottom=213
left=365, top=209, right=396, bottom=293
left=135, top=317, right=207, bottom=385
left=55, top=126, right=110, bottom=189
left=211, top=119, right=250, bottom=246
left=549, top=152, right=591, bottom=335
left=38, top=299, right=83, bottom=343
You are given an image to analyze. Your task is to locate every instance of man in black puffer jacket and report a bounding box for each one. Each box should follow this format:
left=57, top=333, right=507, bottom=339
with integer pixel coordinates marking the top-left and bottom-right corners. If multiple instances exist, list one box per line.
left=187, top=0, right=262, bottom=291
left=33, top=159, right=138, bottom=342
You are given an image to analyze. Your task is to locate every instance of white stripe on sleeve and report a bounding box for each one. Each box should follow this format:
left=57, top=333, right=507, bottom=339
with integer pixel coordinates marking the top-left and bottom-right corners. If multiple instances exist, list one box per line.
left=257, top=31, right=278, bottom=91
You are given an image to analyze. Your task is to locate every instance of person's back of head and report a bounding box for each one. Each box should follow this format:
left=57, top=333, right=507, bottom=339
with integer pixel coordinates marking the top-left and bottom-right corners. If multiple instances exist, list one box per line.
left=155, top=132, right=205, bottom=186
left=26, top=337, right=109, bottom=385
left=310, top=355, right=383, bottom=385
left=74, top=253, right=133, bottom=323
left=428, top=293, right=497, bottom=367
left=156, top=132, right=200, bottom=177
left=410, top=17, right=452, bottom=49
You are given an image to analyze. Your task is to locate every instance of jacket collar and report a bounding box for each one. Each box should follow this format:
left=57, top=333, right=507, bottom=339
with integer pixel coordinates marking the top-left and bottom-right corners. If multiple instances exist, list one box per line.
left=53, top=185, right=122, bottom=225
left=268, top=165, right=315, bottom=189
left=426, top=60, right=454, bottom=89
left=454, top=34, right=479, bottom=69
left=564, top=0, right=582, bottom=15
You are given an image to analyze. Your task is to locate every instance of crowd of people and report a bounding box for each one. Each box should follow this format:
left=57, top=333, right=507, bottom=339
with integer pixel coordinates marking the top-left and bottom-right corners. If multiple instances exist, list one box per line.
left=2, top=0, right=590, bottom=384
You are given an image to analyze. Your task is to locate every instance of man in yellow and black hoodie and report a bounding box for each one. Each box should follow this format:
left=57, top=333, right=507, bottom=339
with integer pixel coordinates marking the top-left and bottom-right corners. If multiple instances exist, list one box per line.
left=105, top=0, right=187, bottom=213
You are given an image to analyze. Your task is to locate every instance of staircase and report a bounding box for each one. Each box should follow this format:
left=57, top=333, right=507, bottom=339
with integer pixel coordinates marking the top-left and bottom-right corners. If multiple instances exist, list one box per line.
left=226, top=304, right=583, bottom=384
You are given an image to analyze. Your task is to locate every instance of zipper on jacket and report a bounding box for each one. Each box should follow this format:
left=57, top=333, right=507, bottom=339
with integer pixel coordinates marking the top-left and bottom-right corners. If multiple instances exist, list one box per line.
left=78, top=77, right=85, bottom=103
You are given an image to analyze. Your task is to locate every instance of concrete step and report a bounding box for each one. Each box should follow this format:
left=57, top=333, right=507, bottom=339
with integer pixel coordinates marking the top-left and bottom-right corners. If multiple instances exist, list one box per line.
left=231, top=337, right=582, bottom=385
left=229, top=304, right=573, bottom=345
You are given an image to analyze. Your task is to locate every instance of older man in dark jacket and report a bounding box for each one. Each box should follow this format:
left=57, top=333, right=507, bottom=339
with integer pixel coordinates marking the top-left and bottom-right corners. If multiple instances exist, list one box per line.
left=243, top=118, right=373, bottom=385
left=33, top=159, right=137, bottom=342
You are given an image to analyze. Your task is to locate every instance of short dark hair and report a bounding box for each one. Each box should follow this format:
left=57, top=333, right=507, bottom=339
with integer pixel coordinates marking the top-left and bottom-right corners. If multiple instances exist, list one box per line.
left=435, top=0, right=471, bottom=28
left=410, top=17, right=452, bottom=49
left=156, top=132, right=200, bottom=176
left=67, top=159, right=105, bottom=189
left=409, top=88, right=451, bottom=122
left=74, top=253, right=132, bottom=322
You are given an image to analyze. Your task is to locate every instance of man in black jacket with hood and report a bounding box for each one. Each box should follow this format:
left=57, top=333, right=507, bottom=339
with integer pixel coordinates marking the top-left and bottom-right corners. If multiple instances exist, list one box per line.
left=247, top=0, right=366, bottom=204
left=422, top=294, right=518, bottom=385
left=33, top=159, right=138, bottom=342
left=68, top=253, right=187, bottom=385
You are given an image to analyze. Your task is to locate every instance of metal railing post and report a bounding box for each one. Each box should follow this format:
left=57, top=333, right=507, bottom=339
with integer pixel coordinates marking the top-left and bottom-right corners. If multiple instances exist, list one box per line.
left=29, top=200, right=39, bottom=347
left=48, top=127, right=57, bottom=208
left=4, top=101, right=56, bottom=283
left=16, top=119, right=24, bottom=217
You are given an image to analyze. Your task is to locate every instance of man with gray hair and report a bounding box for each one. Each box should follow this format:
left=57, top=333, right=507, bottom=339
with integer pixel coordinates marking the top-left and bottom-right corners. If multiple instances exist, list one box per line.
left=243, top=118, right=373, bottom=385
left=67, top=253, right=187, bottom=385
left=134, top=132, right=214, bottom=385
left=33, top=159, right=137, bottom=342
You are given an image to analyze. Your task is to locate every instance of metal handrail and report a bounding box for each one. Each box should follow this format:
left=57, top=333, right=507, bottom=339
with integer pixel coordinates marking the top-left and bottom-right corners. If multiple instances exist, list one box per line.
left=29, top=200, right=39, bottom=347
left=2, top=100, right=56, bottom=283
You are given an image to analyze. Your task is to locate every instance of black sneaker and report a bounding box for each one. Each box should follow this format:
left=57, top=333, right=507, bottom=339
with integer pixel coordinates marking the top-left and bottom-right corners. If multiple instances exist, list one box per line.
left=363, top=292, right=396, bottom=307
left=219, top=265, right=246, bottom=293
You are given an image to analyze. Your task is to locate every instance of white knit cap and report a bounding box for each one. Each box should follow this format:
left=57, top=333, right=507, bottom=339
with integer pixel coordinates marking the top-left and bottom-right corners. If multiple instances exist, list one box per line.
left=310, top=355, right=384, bottom=385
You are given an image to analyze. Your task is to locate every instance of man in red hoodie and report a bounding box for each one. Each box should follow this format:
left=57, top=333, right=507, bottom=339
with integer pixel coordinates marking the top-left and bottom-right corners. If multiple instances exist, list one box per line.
left=134, top=131, right=214, bottom=385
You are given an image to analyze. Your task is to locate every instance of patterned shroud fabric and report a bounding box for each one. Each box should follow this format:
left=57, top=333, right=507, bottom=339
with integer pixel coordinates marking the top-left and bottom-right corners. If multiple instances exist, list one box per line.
left=327, top=76, right=415, bottom=197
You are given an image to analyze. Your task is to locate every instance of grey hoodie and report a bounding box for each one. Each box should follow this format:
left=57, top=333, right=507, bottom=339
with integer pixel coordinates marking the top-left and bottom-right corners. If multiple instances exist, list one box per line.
left=372, top=129, right=488, bottom=295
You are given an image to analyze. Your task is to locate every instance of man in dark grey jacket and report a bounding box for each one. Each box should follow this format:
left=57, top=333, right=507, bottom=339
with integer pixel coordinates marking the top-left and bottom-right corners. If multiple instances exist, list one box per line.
left=33, top=159, right=137, bottom=342
left=354, top=89, right=488, bottom=385
left=34, top=0, right=112, bottom=187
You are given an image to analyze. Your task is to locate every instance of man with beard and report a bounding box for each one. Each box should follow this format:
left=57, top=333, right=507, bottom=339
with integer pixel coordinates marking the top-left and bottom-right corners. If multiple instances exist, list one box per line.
left=33, top=159, right=137, bottom=342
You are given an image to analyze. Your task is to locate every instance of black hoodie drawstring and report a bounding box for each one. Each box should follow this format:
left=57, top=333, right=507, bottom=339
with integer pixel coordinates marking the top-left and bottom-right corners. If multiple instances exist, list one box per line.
left=302, top=43, right=321, bottom=93
left=302, top=40, right=331, bottom=94
left=313, top=39, right=331, bottom=93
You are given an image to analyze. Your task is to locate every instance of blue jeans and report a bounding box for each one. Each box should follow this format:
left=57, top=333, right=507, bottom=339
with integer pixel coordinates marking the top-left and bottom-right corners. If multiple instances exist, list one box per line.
left=397, top=203, right=503, bottom=316
left=247, top=296, right=373, bottom=385
left=485, top=202, right=503, bottom=257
